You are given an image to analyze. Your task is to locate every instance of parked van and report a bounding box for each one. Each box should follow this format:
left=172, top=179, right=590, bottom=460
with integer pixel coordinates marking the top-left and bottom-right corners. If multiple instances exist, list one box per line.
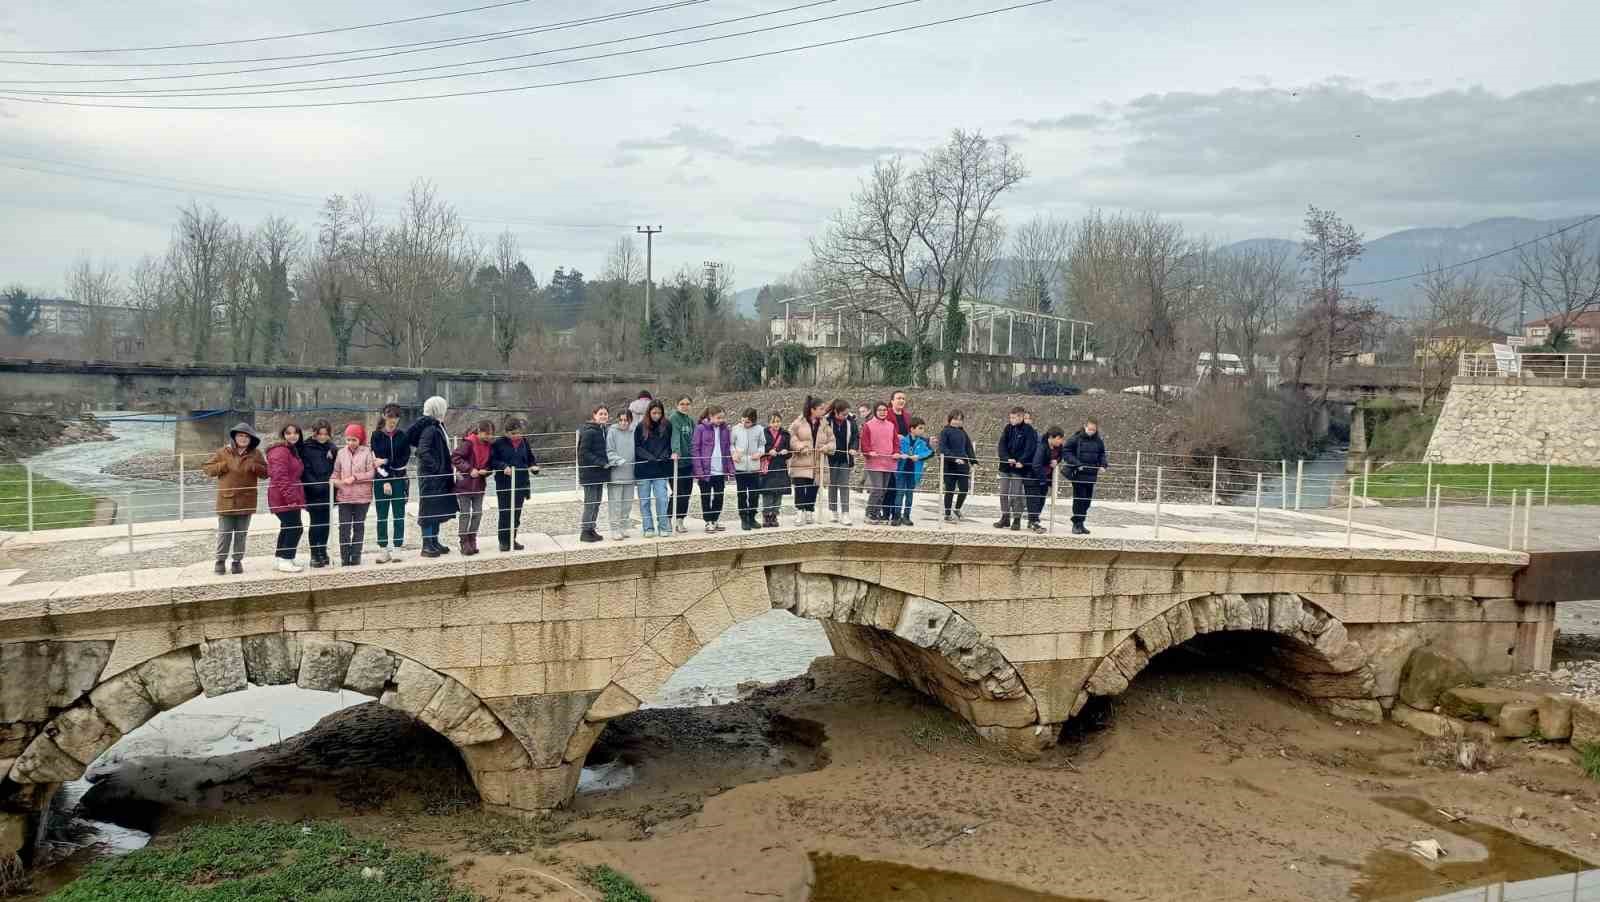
left=1196, top=352, right=1247, bottom=378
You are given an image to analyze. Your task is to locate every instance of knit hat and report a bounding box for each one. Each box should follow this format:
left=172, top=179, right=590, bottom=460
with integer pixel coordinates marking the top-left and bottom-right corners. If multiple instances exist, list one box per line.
left=344, top=423, right=366, bottom=443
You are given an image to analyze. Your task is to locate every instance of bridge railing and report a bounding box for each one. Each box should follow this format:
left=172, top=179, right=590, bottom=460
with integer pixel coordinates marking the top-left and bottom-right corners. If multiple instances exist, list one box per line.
left=1459, top=351, right=1600, bottom=380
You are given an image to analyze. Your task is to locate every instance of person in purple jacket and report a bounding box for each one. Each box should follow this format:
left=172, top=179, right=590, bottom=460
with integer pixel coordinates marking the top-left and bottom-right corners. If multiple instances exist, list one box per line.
left=691, top=405, right=734, bottom=533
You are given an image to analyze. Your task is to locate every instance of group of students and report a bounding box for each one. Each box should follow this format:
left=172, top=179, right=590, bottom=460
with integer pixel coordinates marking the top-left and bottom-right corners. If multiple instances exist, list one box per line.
left=568, top=390, right=1109, bottom=544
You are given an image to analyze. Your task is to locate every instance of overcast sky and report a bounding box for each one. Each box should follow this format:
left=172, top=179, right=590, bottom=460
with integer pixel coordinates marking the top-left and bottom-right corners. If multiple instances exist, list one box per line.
left=3, top=0, right=1598, bottom=295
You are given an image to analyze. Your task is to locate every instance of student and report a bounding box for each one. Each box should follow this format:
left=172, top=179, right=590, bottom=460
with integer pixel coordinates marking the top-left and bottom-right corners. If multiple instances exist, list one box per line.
left=759, top=411, right=792, bottom=528
left=787, top=396, right=835, bottom=526
left=1026, top=427, right=1067, bottom=533
left=371, top=403, right=412, bottom=563
left=634, top=400, right=674, bottom=538
left=577, top=406, right=610, bottom=543
left=938, top=411, right=977, bottom=523
left=691, top=406, right=734, bottom=533
left=628, top=390, right=653, bottom=422
left=995, top=407, right=1039, bottom=531
left=333, top=423, right=379, bottom=566
left=859, top=401, right=898, bottom=522
left=889, top=389, right=912, bottom=438
left=1062, top=418, right=1110, bottom=535
left=730, top=407, right=767, bottom=531
left=266, top=423, right=307, bottom=573
left=299, top=419, right=337, bottom=568
left=606, top=408, right=637, bottom=541
left=894, top=418, right=934, bottom=526
left=452, top=420, right=493, bottom=556
left=204, top=423, right=268, bottom=575
left=667, top=396, right=697, bottom=533
left=852, top=402, right=871, bottom=495
left=825, top=399, right=858, bottom=525
left=408, top=395, right=458, bottom=557
left=489, top=416, right=539, bottom=552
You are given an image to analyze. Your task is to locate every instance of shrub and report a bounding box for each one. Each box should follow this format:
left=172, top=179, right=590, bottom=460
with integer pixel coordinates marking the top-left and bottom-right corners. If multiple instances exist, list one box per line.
left=715, top=341, right=766, bottom=391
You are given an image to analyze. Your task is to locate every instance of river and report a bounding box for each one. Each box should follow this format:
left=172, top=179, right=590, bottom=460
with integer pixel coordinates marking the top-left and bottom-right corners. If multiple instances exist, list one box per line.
left=1259, top=445, right=1351, bottom=511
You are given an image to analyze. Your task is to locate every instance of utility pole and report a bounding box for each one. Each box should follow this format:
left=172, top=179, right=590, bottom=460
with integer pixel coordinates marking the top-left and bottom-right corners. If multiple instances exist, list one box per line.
left=637, top=225, right=663, bottom=334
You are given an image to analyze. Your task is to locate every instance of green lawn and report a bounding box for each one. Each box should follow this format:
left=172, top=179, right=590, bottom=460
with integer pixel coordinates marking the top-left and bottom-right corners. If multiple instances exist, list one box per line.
left=1364, top=463, right=1600, bottom=504
left=0, top=463, right=99, bottom=531
left=47, top=820, right=479, bottom=902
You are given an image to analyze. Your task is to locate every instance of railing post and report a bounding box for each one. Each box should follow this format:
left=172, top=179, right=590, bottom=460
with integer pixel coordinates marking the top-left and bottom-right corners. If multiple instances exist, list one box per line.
left=935, top=452, right=943, bottom=531
left=126, top=492, right=134, bottom=554
left=25, top=464, right=33, bottom=533
left=178, top=452, right=186, bottom=521
left=573, top=430, right=580, bottom=493
left=1485, top=461, right=1494, bottom=507
left=1153, top=467, right=1163, bottom=539
left=1425, top=460, right=1432, bottom=505
left=1564, top=354, right=1572, bottom=380
left=1523, top=488, right=1533, bottom=551
left=1431, top=485, right=1441, bottom=550
left=1048, top=463, right=1058, bottom=534
left=1345, top=482, right=1355, bottom=547
left=1294, top=460, right=1304, bottom=510
left=1210, top=455, right=1219, bottom=506
left=1361, top=458, right=1371, bottom=500
left=1252, top=472, right=1262, bottom=543
left=1544, top=459, right=1551, bottom=506
left=1506, top=488, right=1517, bottom=551
left=1134, top=451, right=1142, bottom=503
left=1280, top=459, right=1288, bottom=510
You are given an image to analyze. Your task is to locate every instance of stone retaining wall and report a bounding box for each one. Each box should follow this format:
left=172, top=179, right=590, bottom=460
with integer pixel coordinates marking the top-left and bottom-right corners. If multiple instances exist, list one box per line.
left=1426, top=380, right=1600, bottom=466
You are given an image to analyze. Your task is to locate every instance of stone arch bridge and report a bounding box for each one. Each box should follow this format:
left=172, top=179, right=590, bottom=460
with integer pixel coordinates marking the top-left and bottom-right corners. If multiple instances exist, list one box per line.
left=0, top=529, right=1543, bottom=863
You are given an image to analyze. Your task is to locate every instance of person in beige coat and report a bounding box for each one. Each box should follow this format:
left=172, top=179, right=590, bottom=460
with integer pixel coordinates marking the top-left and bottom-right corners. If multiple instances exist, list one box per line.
left=787, top=396, right=836, bottom=525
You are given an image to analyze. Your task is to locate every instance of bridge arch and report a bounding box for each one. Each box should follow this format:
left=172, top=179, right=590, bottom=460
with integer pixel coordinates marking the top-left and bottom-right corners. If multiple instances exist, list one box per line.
left=1080, top=592, right=1380, bottom=722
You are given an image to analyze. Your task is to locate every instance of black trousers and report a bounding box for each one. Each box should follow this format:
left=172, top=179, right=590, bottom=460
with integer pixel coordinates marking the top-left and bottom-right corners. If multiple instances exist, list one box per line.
left=1072, top=477, right=1097, bottom=524
left=942, top=472, right=970, bottom=514
left=304, top=485, right=331, bottom=558
left=497, top=487, right=526, bottom=546
left=793, top=477, right=817, bottom=511
left=699, top=475, right=726, bottom=522
left=1025, top=477, right=1050, bottom=522
left=274, top=510, right=303, bottom=560
left=734, top=472, right=761, bottom=520
left=673, top=459, right=695, bottom=521
left=581, top=482, right=603, bottom=532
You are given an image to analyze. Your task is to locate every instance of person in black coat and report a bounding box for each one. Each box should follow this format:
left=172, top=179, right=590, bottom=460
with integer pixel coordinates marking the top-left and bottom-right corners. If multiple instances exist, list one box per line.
left=298, top=419, right=338, bottom=567
left=1062, top=419, right=1110, bottom=534
left=489, top=415, right=540, bottom=552
left=759, top=412, right=792, bottom=529
left=1026, top=427, right=1067, bottom=532
left=370, top=403, right=413, bottom=561
left=634, top=401, right=675, bottom=537
left=407, top=395, right=458, bottom=557
left=994, top=407, right=1038, bottom=530
left=937, top=410, right=977, bottom=522
left=577, top=406, right=610, bottom=542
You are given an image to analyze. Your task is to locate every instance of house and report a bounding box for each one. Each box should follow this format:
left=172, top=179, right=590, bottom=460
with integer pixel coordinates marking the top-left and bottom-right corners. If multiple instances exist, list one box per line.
left=1414, top=323, right=1501, bottom=361
left=1524, top=311, right=1600, bottom=350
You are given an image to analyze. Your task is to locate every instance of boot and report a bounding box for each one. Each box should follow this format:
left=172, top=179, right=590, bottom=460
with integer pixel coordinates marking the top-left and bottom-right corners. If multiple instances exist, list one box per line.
left=462, top=534, right=478, bottom=556
left=421, top=539, right=440, bottom=558
left=499, top=535, right=512, bottom=552
left=580, top=528, right=604, bottom=543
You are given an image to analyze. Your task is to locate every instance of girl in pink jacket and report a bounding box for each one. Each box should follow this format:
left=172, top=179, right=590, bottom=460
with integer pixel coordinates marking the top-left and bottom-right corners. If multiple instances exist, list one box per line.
left=334, top=422, right=380, bottom=566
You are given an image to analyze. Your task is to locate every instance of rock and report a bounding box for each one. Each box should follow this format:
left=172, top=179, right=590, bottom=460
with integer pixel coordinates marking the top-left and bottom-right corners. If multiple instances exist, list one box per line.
left=48, top=705, right=121, bottom=765
left=1511, top=806, right=1526, bottom=819
left=1439, top=687, right=1540, bottom=722
left=195, top=638, right=247, bottom=697
left=343, top=645, right=397, bottom=696
left=1320, top=698, right=1382, bottom=724
left=135, top=650, right=202, bottom=710
left=88, top=671, right=158, bottom=733
left=445, top=705, right=506, bottom=747
left=1573, top=699, right=1600, bottom=746
left=1496, top=704, right=1538, bottom=739
left=0, top=640, right=114, bottom=722
left=1397, top=648, right=1475, bottom=710
left=1536, top=696, right=1573, bottom=740
left=1529, top=747, right=1580, bottom=767
left=297, top=639, right=354, bottom=692
left=379, top=658, right=445, bottom=718
left=1390, top=704, right=1456, bottom=738
left=9, top=735, right=86, bottom=784
left=242, top=634, right=302, bottom=685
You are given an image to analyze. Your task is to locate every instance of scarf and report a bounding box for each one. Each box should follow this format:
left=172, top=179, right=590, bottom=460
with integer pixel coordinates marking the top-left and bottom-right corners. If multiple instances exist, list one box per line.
left=467, top=434, right=492, bottom=469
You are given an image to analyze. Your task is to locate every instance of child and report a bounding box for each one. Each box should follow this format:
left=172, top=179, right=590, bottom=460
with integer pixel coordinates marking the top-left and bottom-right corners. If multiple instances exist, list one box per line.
left=894, top=418, right=933, bottom=526
left=634, top=401, right=674, bottom=538
left=203, top=422, right=268, bottom=575
left=759, top=411, right=792, bottom=528
left=266, top=423, right=306, bottom=573
left=577, top=406, right=610, bottom=543
left=788, top=396, right=835, bottom=526
left=859, top=401, right=897, bottom=522
left=995, top=407, right=1038, bottom=531
left=490, top=416, right=539, bottom=551
left=730, top=407, right=767, bottom=531
left=452, top=420, right=493, bottom=556
left=606, top=408, right=637, bottom=541
left=825, top=399, right=858, bottom=525
left=333, top=422, right=379, bottom=565
left=938, top=411, right=977, bottom=523
left=1063, top=418, right=1110, bottom=535
left=1027, top=427, right=1067, bottom=533
left=299, top=419, right=337, bottom=567
left=690, top=406, right=733, bottom=533
left=371, top=403, right=412, bottom=562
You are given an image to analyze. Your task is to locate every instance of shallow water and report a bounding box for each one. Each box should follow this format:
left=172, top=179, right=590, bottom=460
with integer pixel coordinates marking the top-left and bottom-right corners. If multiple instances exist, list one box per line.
left=653, top=610, right=833, bottom=708
left=808, top=853, right=1100, bottom=902
left=23, top=411, right=180, bottom=522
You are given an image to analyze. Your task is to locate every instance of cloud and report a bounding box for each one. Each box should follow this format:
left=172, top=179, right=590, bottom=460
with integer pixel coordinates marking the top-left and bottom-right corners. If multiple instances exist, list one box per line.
left=616, top=125, right=909, bottom=168
left=1014, top=112, right=1108, bottom=132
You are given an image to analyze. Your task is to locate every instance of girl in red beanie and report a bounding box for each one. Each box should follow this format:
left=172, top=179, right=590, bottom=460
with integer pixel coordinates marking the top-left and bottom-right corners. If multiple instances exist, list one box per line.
left=334, top=422, right=382, bottom=566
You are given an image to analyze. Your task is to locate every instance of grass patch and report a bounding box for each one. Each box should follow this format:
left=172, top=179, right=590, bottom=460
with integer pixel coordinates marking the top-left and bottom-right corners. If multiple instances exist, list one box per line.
left=581, top=864, right=654, bottom=902
left=1364, top=407, right=1437, bottom=461
left=1580, top=743, right=1600, bottom=782
left=0, top=463, right=98, bottom=531
left=1364, top=463, right=1600, bottom=504
left=47, top=820, right=478, bottom=901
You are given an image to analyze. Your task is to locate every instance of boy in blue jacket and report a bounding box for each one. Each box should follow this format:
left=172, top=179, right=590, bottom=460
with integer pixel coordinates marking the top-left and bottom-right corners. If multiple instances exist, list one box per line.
left=893, top=417, right=934, bottom=527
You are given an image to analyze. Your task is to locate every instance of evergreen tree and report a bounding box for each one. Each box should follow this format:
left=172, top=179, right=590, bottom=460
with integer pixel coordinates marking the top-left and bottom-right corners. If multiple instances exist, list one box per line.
left=3, top=287, right=41, bottom=337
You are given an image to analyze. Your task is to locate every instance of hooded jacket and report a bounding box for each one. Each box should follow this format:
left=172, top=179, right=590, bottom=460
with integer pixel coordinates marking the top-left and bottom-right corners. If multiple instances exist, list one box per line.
left=452, top=434, right=492, bottom=497
left=788, top=415, right=836, bottom=481
left=997, top=422, right=1040, bottom=476
left=691, top=420, right=735, bottom=479
left=578, top=421, right=610, bottom=487
left=266, top=440, right=305, bottom=514
left=204, top=422, right=268, bottom=515
left=667, top=408, right=697, bottom=461
left=299, top=434, right=337, bottom=504
left=730, top=421, right=767, bottom=474
left=606, top=420, right=637, bottom=484
left=634, top=417, right=674, bottom=481
left=334, top=442, right=378, bottom=504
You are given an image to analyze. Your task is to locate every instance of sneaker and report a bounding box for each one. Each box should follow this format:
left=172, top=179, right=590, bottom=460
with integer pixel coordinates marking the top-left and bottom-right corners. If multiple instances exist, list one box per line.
left=643, top=529, right=657, bottom=539
left=612, top=532, right=625, bottom=541
left=1028, top=522, right=1046, bottom=533
left=712, top=522, right=726, bottom=532
left=675, top=521, right=687, bottom=534
left=275, top=559, right=303, bottom=573
left=377, top=548, right=392, bottom=564
left=841, top=515, right=852, bottom=526
left=705, top=523, right=717, bottom=533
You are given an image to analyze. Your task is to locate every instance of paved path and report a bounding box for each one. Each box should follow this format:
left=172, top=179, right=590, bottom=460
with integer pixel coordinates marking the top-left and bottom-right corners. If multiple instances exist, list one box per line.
left=1351, top=503, right=1600, bottom=552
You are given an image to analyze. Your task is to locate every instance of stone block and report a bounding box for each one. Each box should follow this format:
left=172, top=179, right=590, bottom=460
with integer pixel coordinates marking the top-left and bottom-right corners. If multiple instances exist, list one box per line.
left=1016, top=659, right=1095, bottom=723
left=543, top=658, right=618, bottom=693
left=766, top=565, right=799, bottom=611
left=580, top=618, right=647, bottom=660
left=135, top=649, right=202, bottom=710
left=195, top=637, right=247, bottom=697
left=543, top=580, right=635, bottom=621
left=994, top=634, right=1056, bottom=663
left=442, top=590, right=541, bottom=628
left=720, top=568, right=773, bottom=623
left=893, top=596, right=953, bottom=649
left=8, top=735, right=85, bottom=784
left=48, top=704, right=121, bottom=765
left=297, top=639, right=354, bottom=692
left=1247, top=594, right=1270, bottom=630
left=481, top=763, right=582, bottom=811
left=1319, top=698, right=1383, bottom=724
left=1390, top=703, right=1455, bottom=738
left=1573, top=699, right=1600, bottom=747
left=646, top=617, right=701, bottom=666
left=1535, top=695, right=1572, bottom=740
left=1496, top=704, right=1538, bottom=739
left=1189, top=594, right=1226, bottom=635
left=1134, top=615, right=1174, bottom=656
left=637, top=571, right=714, bottom=618
left=1083, top=660, right=1129, bottom=697
left=343, top=645, right=397, bottom=696
left=284, top=608, right=365, bottom=632
left=1268, top=594, right=1304, bottom=635
left=563, top=718, right=605, bottom=764
left=612, top=646, right=674, bottom=702
left=443, top=664, right=545, bottom=698
left=457, top=733, right=532, bottom=774
left=419, top=677, right=481, bottom=735
left=241, top=634, right=302, bottom=686
left=1056, top=629, right=1130, bottom=660
left=1439, top=687, right=1542, bottom=722
left=1162, top=602, right=1197, bottom=647
left=482, top=621, right=576, bottom=666
left=0, top=640, right=114, bottom=722
left=89, top=670, right=158, bottom=733
left=380, top=658, right=446, bottom=718
left=1107, top=638, right=1149, bottom=682
left=484, top=691, right=598, bottom=767
left=1396, top=647, right=1475, bottom=710
left=1222, top=593, right=1253, bottom=631
left=446, top=704, right=506, bottom=747
left=682, top=592, right=735, bottom=646
left=584, top=683, right=640, bottom=721
left=362, top=599, right=445, bottom=630
left=0, top=724, right=33, bottom=759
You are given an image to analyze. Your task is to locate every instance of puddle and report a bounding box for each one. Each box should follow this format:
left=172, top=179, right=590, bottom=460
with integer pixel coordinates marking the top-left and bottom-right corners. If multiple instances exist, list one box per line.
left=807, top=853, right=1101, bottom=902
left=1353, top=797, right=1597, bottom=901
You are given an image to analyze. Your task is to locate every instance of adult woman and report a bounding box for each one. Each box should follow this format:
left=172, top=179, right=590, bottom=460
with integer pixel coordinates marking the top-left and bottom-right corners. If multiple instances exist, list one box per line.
left=299, top=419, right=337, bottom=568
left=634, top=400, right=675, bottom=538
left=265, top=423, right=307, bottom=573
left=203, top=423, right=267, bottom=575
left=787, top=396, right=835, bottom=526
left=408, top=395, right=458, bottom=557
left=489, top=416, right=539, bottom=552
left=690, top=406, right=733, bottom=533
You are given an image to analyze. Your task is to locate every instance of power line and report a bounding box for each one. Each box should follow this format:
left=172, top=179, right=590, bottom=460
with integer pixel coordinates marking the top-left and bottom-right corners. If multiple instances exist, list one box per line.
left=0, top=0, right=1055, bottom=110
left=6, top=0, right=926, bottom=98
left=0, top=0, right=541, bottom=55
left=1344, top=214, right=1600, bottom=288
left=0, top=0, right=715, bottom=78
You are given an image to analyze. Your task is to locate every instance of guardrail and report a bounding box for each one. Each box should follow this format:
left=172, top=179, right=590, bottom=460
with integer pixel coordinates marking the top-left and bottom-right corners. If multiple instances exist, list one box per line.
left=1459, top=351, right=1600, bottom=380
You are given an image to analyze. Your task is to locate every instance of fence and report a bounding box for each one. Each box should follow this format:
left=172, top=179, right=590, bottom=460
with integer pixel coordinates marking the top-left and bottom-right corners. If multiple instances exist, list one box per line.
left=1459, top=351, right=1600, bottom=380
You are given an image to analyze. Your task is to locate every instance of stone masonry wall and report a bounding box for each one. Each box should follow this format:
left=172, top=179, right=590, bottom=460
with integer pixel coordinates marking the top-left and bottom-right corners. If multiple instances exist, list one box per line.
left=1427, top=381, right=1600, bottom=466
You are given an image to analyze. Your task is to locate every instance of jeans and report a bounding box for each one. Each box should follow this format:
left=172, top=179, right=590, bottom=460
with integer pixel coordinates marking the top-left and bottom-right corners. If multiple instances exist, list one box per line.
left=1072, top=476, right=1097, bottom=525
left=639, top=478, right=671, bottom=532
left=608, top=480, right=636, bottom=534
left=215, top=513, right=252, bottom=563
left=734, top=472, right=762, bottom=522
left=672, top=459, right=695, bottom=521
left=699, top=476, right=726, bottom=522
left=892, top=469, right=916, bottom=520
left=942, top=472, right=970, bottom=515
left=374, top=475, right=408, bottom=548
left=827, top=464, right=852, bottom=514
left=338, top=502, right=369, bottom=562
left=864, top=470, right=893, bottom=520
left=581, top=482, right=604, bottom=532
left=420, top=521, right=440, bottom=544
left=793, top=477, right=818, bottom=512
left=997, top=474, right=1028, bottom=524
left=305, top=485, right=331, bottom=558
left=274, top=510, right=303, bottom=560
left=458, top=492, right=484, bottom=537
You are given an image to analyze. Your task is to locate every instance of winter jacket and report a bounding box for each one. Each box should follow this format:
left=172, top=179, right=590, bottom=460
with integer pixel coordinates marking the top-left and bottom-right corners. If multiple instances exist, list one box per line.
left=762, top=426, right=792, bottom=492
left=668, top=409, right=697, bottom=461
left=938, top=426, right=976, bottom=475
left=788, top=416, right=835, bottom=481
left=898, top=434, right=934, bottom=485
left=606, top=422, right=636, bottom=484
left=334, top=444, right=377, bottom=504
left=266, top=442, right=306, bottom=514
left=1029, top=440, right=1065, bottom=486
left=299, top=437, right=337, bottom=504
left=488, top=436, right=538, bottom=499
left=997, top=423, right=1040, bottom=476
left=407, top=415, right=458, bottom=525
left=634, top=419, right=674, bottom=481
left=691, top=421, right=734, bottom=479
left=826, top=415, right=858, bottom=469
left=452, top=435, right=492, bottom=497
left=371, top=427, right=412, bottom=477
left=860, top=415, right=900, bottom=473
left=730, top=422, right=767, bottom=474
left=1063, top=430, right=1109, bottom=483
left=204, top=423, right=268, bottom=515
left=577, top=422, right=610, bottom=486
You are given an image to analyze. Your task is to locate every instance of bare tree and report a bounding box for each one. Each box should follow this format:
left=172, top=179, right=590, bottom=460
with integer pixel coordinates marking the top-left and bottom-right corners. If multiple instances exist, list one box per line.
left=253, top=216, right=301, bottom=364
left=66, top=258, right=123, bottom=358
left=310, top=195, right=364, bottom=366
left=128, top=254, right=177, bottom=356
left=1413, top=264, right=1515, bottom=404
left=1217, top=244, right=1292, bottom=378
left=219, top=225, right=261, bottom=362
left=600, top=237, right=642, bottom=358
left=355, top=181, right=478, bottom=366
left=962, top=216, right=1008, bottom=303
left=1512, top=228, right=1600, bottom=350
left=1009, top=215, right=1069, bottom=316
left=167, top=202, right=231, bottom=361
left=1299, top=205, right=1365, bottom=403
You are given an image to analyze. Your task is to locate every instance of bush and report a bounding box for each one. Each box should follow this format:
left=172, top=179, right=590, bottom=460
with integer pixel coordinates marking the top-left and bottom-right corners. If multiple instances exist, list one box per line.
left=715, top=341, right=766, bottom=391
left=863, top=340, right=935, bottom=387
left=766, top=342, right=816, bottom=386
left=1027, top=380, right=1082, bottom=396
left=1181, top=383, right=1323, bottom=464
